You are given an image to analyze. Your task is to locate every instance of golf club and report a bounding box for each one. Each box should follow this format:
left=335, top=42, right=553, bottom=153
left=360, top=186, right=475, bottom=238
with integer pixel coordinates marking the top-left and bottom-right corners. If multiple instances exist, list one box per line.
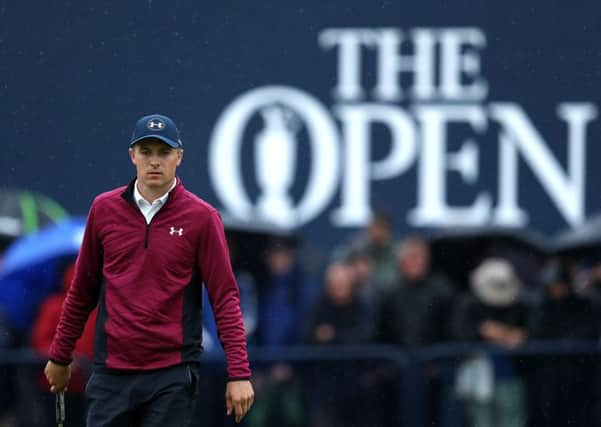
left=55, top=391, right=65, bottom=427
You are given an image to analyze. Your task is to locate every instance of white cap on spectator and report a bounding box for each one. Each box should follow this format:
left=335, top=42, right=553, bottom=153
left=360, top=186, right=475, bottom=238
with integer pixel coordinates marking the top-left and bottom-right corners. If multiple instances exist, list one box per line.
left=470, top=258, right=522, bottom=307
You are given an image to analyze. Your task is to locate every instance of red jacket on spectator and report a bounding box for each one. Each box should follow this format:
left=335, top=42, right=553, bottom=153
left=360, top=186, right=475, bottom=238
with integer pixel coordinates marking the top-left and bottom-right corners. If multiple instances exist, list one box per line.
left=31, top=262, right=97, bottom=392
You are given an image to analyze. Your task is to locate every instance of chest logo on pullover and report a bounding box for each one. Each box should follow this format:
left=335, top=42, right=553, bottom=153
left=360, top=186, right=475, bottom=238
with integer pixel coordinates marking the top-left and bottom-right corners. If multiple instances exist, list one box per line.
left=169, top=227, right=184, bottom=236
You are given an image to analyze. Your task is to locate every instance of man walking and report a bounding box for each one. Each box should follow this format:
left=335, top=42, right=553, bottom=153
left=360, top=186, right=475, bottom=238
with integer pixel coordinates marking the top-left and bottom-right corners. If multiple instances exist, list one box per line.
left=44, top=114, right=254, bottom=426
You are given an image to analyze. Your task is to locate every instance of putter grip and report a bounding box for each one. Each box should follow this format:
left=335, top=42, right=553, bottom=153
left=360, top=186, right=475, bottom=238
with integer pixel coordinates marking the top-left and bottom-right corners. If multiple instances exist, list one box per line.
left=56, top=391, right=65, bottom=426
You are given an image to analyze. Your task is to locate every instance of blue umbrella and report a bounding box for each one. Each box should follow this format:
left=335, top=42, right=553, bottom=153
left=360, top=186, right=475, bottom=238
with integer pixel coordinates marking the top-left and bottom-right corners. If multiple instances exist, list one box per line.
left=0, top=216, right=86, bottom=334
left=0, top=187, right=69, bottom=252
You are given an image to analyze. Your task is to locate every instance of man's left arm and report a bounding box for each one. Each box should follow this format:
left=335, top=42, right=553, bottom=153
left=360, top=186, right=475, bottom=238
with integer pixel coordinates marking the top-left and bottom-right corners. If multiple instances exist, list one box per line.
left=198, top=211, right=254, bottom=421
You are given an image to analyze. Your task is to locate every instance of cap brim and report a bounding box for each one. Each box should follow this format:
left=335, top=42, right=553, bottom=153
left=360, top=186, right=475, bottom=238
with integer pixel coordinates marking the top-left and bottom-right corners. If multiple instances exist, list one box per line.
left=130, top=135, right=181, bottom=148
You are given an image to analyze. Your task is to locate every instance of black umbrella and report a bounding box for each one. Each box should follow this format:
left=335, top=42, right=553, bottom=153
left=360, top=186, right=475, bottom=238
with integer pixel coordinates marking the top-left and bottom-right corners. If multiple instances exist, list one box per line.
left=221, top=215, right=298, bottom=279
left=0, top=188, right=69, bottom=251
left=551, top=213, right=601, bottom=263
left=429, top=226, right=549, bottom=289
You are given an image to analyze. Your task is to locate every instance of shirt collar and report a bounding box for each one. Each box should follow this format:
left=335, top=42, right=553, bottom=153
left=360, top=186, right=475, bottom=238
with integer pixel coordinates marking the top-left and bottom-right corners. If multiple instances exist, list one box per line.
left=134, top=178, right=177, bottom=206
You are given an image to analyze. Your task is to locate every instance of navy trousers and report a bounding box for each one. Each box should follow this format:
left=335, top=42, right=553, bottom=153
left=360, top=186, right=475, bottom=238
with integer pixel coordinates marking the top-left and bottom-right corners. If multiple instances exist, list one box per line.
left=85, top=363, right=200, bottom=427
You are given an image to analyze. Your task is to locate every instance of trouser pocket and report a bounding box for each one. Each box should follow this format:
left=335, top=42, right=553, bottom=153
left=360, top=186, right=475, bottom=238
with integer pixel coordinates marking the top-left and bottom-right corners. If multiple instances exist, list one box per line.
left=84, top=373, right=96, bottom=397
left=185, top=364, right=199, bottom=396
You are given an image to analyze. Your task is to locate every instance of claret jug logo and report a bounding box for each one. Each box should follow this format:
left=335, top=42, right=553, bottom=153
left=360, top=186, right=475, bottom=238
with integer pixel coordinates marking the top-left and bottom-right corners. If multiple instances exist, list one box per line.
left=210, top=87, right=339, bottom=228
left=209, top=28, right=597, bottom=229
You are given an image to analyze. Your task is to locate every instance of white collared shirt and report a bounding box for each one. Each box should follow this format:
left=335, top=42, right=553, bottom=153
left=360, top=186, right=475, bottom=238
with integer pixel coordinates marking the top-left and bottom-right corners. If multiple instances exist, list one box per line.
left=134, top=178, right=177, bottom=224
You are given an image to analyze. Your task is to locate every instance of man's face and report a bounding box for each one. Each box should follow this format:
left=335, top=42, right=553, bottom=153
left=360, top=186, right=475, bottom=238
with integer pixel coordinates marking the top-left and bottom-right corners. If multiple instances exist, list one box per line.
left=398, top=245, right=430, bottom=281
left=367, top=220, right=392, bottom=247
left=129, top=139, right=183, bottom=191
left=326, top=263, right=355, bottom=306
left=547, top=281, right=570, bottom=299
left=265, top=248, right=295, bottom=275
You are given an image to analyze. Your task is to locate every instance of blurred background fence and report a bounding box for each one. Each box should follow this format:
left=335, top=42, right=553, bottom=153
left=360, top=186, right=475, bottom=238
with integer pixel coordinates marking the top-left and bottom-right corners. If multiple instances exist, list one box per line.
left=2, top=342, right=601, bottom=427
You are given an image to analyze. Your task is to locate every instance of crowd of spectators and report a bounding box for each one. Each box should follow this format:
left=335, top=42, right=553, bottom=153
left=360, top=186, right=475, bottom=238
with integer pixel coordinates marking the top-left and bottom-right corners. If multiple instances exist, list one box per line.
left=240, top=210, right=601, bottom=427
left=1, top=209, right=601, bottom=427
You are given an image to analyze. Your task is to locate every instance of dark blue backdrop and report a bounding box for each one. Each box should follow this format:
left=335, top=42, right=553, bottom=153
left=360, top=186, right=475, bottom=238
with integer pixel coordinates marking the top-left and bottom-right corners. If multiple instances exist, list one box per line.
left=2, top=1, right=601, bottom=249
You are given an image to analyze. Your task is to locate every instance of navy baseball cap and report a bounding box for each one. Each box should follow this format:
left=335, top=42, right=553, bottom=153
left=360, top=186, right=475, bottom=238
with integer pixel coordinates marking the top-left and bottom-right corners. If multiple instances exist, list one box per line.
left=130, top=114, right=183, bottom=148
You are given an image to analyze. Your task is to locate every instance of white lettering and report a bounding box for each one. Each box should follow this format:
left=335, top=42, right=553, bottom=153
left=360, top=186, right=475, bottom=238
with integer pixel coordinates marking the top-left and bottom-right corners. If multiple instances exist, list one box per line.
left=409, top=105, right=490, bottom=226
left=332, top=104, right=417, bottom=225
left=372, top=29, right=437, bottom=101
left=491, top=103, right=597, bottom=226
left=494, top=130, right=528, bottom=226
left=208, top=28, right=599, bottom=233
left=319, top=29, right=374, bottom=101
left=439, top=28, right=487, bottom=100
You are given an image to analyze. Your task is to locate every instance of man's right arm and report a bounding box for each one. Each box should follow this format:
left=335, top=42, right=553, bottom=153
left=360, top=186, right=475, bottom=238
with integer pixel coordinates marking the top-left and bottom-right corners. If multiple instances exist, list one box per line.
left=48, top=202, right=103, bottom=368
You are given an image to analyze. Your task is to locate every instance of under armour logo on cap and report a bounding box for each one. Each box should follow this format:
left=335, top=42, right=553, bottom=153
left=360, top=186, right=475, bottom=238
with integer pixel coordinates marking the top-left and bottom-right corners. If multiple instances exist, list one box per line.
left=130, top=114, right=183, bottom=148
left=147, top=118, right=166, bottom=131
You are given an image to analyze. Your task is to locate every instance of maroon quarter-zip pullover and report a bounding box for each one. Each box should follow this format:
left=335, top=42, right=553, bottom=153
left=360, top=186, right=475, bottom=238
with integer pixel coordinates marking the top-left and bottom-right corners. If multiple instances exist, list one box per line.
left=49, top=179, right=251, bottom=380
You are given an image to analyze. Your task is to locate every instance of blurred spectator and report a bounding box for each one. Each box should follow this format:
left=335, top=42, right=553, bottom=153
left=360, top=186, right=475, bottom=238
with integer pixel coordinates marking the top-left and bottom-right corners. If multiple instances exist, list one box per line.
left=248, top=237, right=316, bottom=427
left=527, top=259, right=601, bottom=427
left=255, top=236, right=316, bottom=347
left=304, top=262, right=376, bottom=427
left=32, top=262, right=96, bottom=389
left=304, top=262, right=374, bottom=345
left=333, top=209, right=398, bottom=292
left=530, top=259, right=600, bottom=339
left=450, top=258, right=529, bottom=427
left=247, top=363, right=304, bottom=427
left=375, top=237, right=453, bottom=426
left=577, top=261, right=601, bottom=303
left=29, top=260, right=97, bottom=426
left=0, top=237, right=15, bottom=426
left=376, top=237, right=453, bottom=348
left=345, top=245, right=377, bottom=305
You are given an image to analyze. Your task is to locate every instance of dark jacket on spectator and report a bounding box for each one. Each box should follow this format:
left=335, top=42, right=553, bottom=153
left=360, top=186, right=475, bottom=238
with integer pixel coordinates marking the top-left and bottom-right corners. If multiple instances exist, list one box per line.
left=529, top=294, right=600, bottom=340
left=527, top=292, right=601, bottom=427
left=304, top=293, right=373, bottom=345
left=449, top=292, right=529, bottom=343
left=257, top=262, right=316, bottom=347
left=376, top=277, right=452, bottom=348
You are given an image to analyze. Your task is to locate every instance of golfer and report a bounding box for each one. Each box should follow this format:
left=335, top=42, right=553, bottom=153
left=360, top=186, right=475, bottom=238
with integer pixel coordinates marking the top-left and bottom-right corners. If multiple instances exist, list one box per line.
left=44, top=114, right=254, bottom=426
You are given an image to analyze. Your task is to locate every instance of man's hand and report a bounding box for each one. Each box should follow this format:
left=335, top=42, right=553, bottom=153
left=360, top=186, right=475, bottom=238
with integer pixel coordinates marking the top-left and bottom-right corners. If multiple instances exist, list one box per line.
left=225, top=380, right=254, bottom=423
left=44, top=360, right=71, bottom=393
left=480, top=321, right=525, bottom=348
left=315, top=323, right=335, bottom=343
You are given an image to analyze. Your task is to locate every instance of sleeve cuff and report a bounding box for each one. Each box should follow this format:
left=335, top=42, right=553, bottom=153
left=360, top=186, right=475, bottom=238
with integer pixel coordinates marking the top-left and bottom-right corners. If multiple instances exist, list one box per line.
left=227, top=377, right=251, bottom=382
left=49, top=358, right=71, bottom=366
